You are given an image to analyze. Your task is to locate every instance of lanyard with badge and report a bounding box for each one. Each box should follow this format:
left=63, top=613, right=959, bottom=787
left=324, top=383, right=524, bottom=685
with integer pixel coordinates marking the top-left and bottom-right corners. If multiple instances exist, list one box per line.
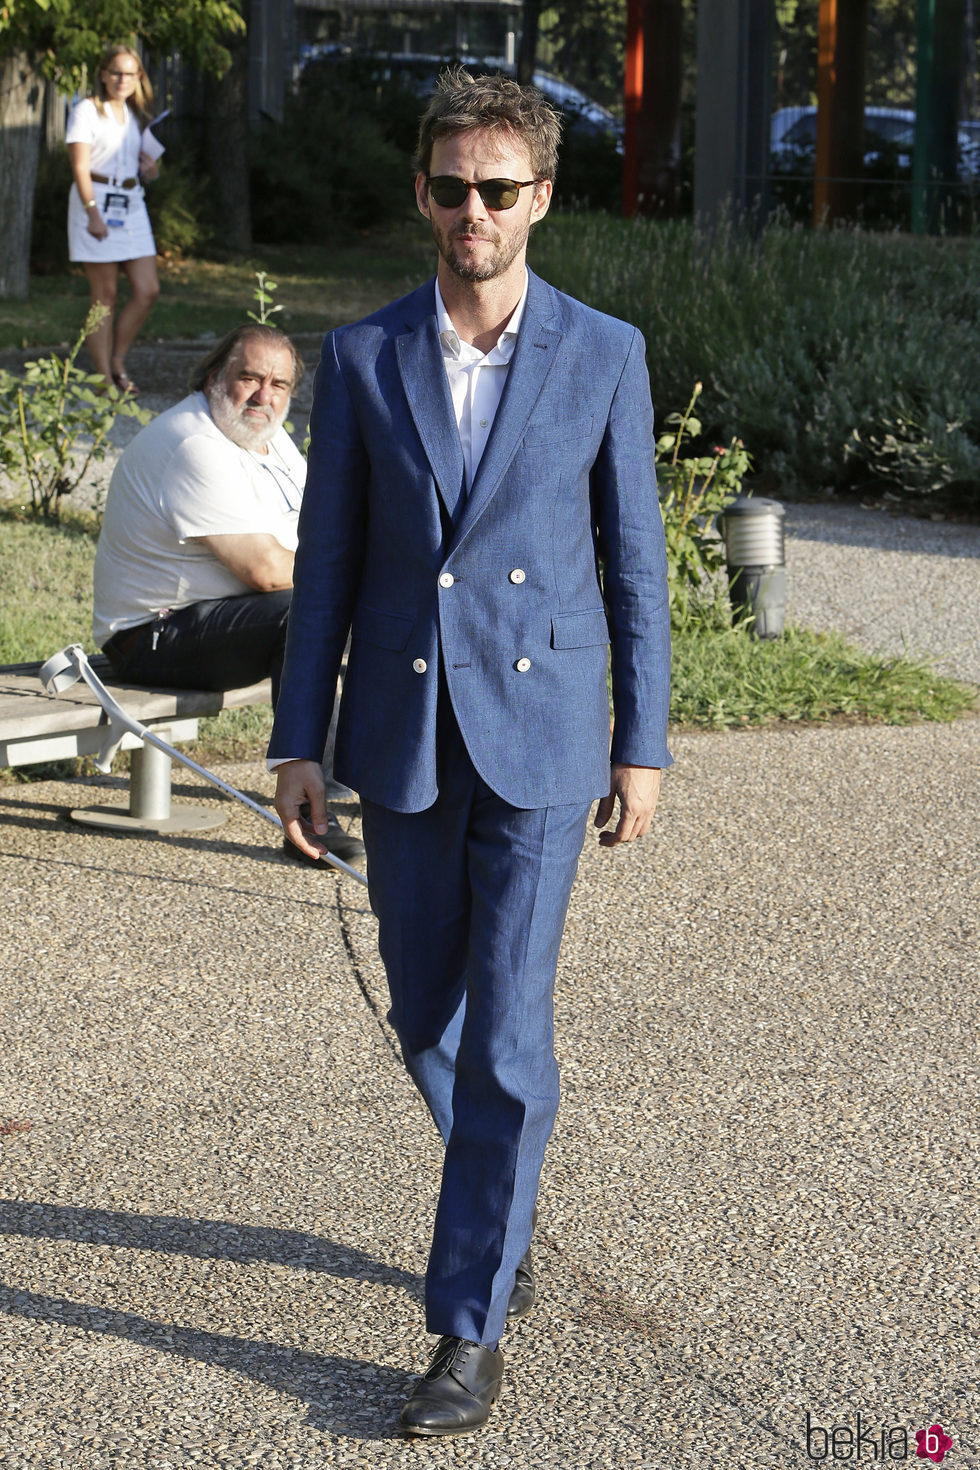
left=103, top=191, right=130, bottom=227
left=102, top=110, right=139, bottom=226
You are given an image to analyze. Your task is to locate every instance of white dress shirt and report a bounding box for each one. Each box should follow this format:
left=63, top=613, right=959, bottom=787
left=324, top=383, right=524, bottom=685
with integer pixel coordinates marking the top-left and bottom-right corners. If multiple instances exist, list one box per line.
left=269, top=273, right=528, bottom=772
left=434, top=271, right=529, bottom=489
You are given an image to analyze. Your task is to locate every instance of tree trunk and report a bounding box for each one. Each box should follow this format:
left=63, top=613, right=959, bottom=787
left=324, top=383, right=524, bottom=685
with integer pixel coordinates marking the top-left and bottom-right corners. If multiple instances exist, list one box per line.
left=636, top=0, right=684, bottom=216
left=517, top=0, right=542, bottom=86
left=814, top=0, right=870, bottom=224
left=0, top=53, right=45, bottom=300
left=204, top=25, right=252, bottom=253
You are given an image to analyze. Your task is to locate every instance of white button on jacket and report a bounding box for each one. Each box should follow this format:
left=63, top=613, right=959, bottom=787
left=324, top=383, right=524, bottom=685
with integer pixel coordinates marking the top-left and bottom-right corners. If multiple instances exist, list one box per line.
left=413, top=658, right=427, bottom=674
left=515, top=657, right=531, bottom=672
left=439, top=572, right=455, bottom=588
left=509, top=568, right=526, bottom=584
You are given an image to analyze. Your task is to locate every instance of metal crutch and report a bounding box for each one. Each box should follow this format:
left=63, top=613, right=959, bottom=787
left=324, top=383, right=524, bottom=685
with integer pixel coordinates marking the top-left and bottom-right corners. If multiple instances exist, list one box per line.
left=39, top=644, right=368, bottom=886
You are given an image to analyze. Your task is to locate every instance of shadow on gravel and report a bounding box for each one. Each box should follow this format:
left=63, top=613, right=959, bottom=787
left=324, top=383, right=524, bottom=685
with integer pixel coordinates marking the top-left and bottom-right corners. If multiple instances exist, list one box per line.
left=0, top=1199, right=419, bottom=1293
left=0, top=1279, right=413, bottom=1440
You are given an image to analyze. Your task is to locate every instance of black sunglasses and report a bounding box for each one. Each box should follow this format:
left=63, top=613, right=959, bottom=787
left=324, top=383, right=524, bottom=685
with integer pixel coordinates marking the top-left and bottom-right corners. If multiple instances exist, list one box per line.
left=426, top=175, right=540, bottom=211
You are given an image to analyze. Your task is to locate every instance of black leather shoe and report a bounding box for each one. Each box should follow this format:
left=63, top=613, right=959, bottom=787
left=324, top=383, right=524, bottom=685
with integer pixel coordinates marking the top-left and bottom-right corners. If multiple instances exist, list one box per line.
left=399, top=1336, right=503, bottom=1437
left=507, top=1248, right=535, bottom=1320
left=281, top=812, right=365, bottom=869
left=507, top=1205, right=538, bottom=1320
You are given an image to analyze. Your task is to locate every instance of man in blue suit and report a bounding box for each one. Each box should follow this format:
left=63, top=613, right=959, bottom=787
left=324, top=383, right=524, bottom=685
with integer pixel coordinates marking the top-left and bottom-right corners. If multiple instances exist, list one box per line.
left=270, top=67, right=672, bottom=1436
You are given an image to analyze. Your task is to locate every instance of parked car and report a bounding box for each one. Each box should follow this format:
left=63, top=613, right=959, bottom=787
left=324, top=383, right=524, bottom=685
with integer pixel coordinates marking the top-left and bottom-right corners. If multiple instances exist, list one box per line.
left=771, top=105, right=915, bottom=165
left=770, top=104, right=979, bottom=180
left=297, top=45, right=622, bottom=145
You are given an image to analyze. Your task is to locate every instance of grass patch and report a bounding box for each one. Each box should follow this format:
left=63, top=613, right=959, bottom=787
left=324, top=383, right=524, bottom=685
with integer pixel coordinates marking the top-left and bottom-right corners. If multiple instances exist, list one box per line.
left=0, top=504, right=99, bottom=663
left=1, top=237, right=435, bottom=350
left=670, top=621, right=976, bottom=729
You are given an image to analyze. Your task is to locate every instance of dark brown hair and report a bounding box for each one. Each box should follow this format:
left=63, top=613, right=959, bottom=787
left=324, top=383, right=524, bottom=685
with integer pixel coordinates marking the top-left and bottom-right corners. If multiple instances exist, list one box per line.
left=188, top=325, right=305, bottom=395
left=414, top=66, right=562, bottom=182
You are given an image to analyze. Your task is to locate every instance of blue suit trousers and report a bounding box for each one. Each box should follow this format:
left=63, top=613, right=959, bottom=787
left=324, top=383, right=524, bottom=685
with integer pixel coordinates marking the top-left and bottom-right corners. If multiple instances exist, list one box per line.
left=361, top=702, right=590, bottom=1346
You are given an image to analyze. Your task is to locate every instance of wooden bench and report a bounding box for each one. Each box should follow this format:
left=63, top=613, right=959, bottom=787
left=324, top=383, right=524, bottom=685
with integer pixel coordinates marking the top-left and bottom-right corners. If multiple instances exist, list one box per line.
left=0, top=657, right=271, bottom=833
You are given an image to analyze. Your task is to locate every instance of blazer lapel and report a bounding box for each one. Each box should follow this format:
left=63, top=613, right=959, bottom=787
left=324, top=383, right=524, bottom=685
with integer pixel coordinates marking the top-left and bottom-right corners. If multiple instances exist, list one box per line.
left=454, top=277, right=563, bottom=540
left=395, top=306, right=466, bottom=524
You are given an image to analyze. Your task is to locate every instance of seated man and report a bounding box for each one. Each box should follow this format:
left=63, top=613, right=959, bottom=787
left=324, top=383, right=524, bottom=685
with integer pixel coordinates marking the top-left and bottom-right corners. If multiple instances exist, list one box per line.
left=93, top=321, right=363, bottom=867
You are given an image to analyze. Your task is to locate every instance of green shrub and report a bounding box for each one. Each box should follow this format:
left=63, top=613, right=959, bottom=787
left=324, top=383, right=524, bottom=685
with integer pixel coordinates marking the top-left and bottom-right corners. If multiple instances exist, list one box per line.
left=250, top=63, right=414, bottom=242
left=551, top=125, right=623, bottom=213
left=530, top=214, right=980, bottom=513
left=0, top=307, right=149, bottom=521
left=655, top=383, right=751, bottom=627
left=148, top=155, right=214, bottom=259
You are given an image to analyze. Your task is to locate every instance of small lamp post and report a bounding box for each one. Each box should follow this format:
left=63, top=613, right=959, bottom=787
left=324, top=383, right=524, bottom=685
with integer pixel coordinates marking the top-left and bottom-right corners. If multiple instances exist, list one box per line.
left=722, top=495, right=786, bottom=638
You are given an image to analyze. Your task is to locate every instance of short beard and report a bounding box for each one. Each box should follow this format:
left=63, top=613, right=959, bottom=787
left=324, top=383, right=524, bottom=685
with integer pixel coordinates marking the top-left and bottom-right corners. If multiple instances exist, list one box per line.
left=433, top=216, right=531, bottom=284
left=208, top=378, right=288, bottom=452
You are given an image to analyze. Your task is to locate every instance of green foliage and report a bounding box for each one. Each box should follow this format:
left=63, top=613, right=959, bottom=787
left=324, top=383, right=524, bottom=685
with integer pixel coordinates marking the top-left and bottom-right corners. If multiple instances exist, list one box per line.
left=844, top=411, right=980, bottom=497
left=0, top=0, right=243, bottom=91
left=2, top=240, right=433, bottom=351
left=149, top=155, right=213, bottom=259
left=552, top=126, right=623, bottom=213
left=0, top=306, right=149, bottom=521
left=530, top=213, right=980, bottom=512
left=670, top=622, right=976, bottom=728
left=246, top=270, right=282, bottom=325
left=656, top=382, right=752, bottom=626
left=538, top=0, right=627, bottom=113
left=250, top=62, right=415, bottom=243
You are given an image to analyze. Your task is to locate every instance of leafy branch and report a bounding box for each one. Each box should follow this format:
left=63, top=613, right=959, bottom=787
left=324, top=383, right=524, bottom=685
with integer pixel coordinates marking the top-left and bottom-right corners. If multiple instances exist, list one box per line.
left=656, top=382, right=752, bottom=627
left=0, top=305, right=149, bottom=522
left=246, top=271, right=283, bottom=325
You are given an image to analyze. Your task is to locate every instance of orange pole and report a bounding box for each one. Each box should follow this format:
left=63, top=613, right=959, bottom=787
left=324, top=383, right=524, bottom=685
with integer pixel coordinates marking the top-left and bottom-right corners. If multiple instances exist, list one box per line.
left=623, top=0, right=644, bottom=215
left=814, top=0, right=837, bottom=224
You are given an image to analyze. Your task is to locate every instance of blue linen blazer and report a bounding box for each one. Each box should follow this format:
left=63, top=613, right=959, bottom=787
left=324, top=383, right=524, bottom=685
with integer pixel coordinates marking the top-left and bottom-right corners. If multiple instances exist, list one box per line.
left=268, top=269, right=672, bottom=812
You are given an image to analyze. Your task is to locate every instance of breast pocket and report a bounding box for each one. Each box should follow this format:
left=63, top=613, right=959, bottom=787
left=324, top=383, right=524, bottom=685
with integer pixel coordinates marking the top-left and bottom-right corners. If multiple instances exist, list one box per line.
left=522, top=416, right=595, bottom=452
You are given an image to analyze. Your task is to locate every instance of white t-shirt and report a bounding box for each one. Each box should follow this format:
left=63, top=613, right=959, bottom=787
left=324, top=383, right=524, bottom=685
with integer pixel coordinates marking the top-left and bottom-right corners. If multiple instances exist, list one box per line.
left=93, top=391, right=306, bottom=645
left=66, top=96, right=143, bottom=178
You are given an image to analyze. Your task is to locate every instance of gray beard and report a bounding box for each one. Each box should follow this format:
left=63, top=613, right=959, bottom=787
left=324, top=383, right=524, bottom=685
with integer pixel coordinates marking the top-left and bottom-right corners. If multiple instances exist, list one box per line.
left=208, top=381, right=288, bottom=452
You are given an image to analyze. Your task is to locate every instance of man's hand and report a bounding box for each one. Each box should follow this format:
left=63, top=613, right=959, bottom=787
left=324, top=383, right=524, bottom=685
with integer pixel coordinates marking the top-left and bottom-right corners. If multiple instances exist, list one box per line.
left=594, top=763, right=662, bottom=848
left=275, top=759, right=329, bottom=860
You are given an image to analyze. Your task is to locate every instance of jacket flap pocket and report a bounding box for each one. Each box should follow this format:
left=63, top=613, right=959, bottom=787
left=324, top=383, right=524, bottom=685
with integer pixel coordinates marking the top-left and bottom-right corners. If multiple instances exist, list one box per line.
left=523, top=415, right=594, bottom=450
left=352, top=604, right=414, bottom=651
left=551, top=608, right=609, bottom=649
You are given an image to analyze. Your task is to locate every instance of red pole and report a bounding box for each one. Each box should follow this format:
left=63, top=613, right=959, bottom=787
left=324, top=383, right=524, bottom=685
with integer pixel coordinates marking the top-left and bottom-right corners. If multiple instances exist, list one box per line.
left=623, top=0, right=644, bottom=215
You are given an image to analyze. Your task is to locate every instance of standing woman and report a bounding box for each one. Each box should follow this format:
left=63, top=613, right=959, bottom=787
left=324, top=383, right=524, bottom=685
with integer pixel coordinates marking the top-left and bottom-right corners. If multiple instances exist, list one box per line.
left=66, top=44, right=161, bottom=393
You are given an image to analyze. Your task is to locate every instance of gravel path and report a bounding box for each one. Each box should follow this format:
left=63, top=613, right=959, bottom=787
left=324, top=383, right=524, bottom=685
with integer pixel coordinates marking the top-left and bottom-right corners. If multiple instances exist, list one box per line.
left=1, top=719, right=977, bottom=1467
left=785, top=502, right=980, bottom=684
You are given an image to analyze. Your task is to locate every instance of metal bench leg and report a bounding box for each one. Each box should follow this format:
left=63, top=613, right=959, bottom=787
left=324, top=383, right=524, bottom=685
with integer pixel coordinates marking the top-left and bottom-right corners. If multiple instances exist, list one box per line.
left=69, top=734, right=228, bottom=834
